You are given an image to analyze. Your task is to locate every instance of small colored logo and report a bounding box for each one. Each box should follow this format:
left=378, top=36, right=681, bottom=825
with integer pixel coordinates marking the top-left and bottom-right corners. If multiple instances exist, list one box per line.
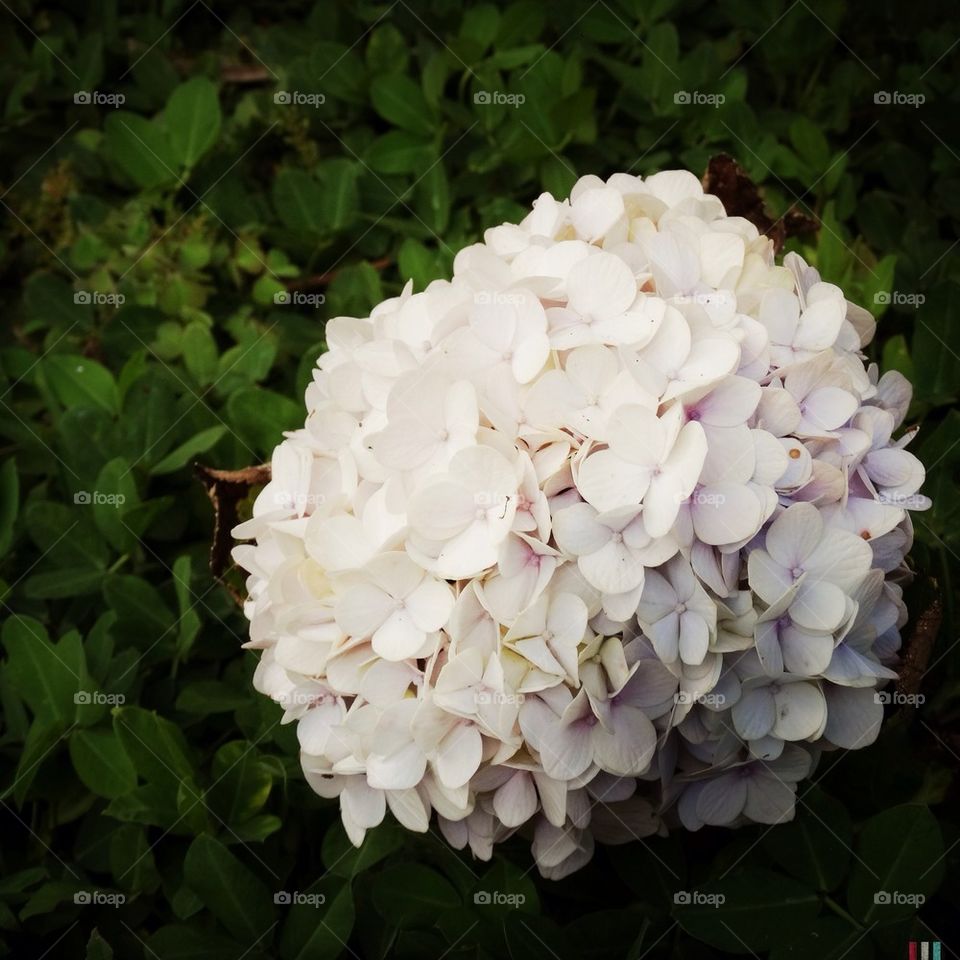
left=908, top=942, right=942, bottom=960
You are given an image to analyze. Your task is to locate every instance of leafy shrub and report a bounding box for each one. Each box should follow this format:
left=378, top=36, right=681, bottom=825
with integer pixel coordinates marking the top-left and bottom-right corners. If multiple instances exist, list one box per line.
left=0, top=1, right=957, bottom=957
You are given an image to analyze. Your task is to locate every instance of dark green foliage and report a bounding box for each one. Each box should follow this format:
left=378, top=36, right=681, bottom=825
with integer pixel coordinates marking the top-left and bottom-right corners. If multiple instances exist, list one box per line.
left=0, top=1, right=958, bottom=957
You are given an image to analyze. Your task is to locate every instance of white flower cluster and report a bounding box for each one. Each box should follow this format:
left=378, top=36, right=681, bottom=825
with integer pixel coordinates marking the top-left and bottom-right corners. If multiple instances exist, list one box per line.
left=234, top=170, right=928, bottom=879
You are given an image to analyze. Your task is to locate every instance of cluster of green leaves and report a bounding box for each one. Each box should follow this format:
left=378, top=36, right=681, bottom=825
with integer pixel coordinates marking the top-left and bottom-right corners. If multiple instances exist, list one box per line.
left=0, top=0, right=958, bottom=957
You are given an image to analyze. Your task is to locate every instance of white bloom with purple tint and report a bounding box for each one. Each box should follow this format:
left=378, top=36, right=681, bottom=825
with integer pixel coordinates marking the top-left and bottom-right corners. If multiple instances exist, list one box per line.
left=235, top=169, right=928, bottom=880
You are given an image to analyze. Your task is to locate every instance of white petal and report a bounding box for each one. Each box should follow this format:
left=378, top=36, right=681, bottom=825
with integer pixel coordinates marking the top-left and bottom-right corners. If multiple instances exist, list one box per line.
left=823, top=686, right=883, bottom=749
left=732, top=687, right=776, bottom=740
left=567, top=251, right=636, bottom=319
left=436, top=722, right=483, bottom=789
left=493, top=772, right=539, bottom=827
left=772, top=682, right=826, bottom=741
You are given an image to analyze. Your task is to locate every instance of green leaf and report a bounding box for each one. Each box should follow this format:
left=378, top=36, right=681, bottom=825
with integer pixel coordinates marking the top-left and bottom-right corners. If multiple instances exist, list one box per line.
left=7, top=718, right=64, bottom=805
left=674, top=869, right=820, bottom=952
left=172, top=554, right=201, bottom=659
left=912, top=282, right=960, bottom=406
left=0, top=458, right=18, bottom=554
left=92, top=457, right=140, bottom=552
left=149, top=425, right=228, bottom=475
left=166, top=77, right=221, bottom=169
left=183, top=834, right=274, bottom=942
left=366, top=131, right=435, bottom=174
left=279, top=878, right=354, bottom=960
left=24, top=566, right=112, bottom=599
left=103, top=574, right=175, bottom=640
left=109, top=823, right=160, bottom=894
left=273, top=168, right=325, bottom=233
left=103, top=111, right=178, bottom=189
left=113, top=706, right=195, bottom=791
left=45, top=355, right=119, bottom=413
left=1, top=616, right=83, bottom=726
left=848, top=804, right=944, bottom=922
left=321, top=821, right=403, bottom=879
left=85, top=929, right=114, bottom=960
left=369, top=74, right=434, bottom=135
left=182, top=321, right=219, bottom=385
left=226, top=387, right=302, bottom=455
left=372, top=863, right=460, bottom=927
left=69, top=728, right=137, bottom=799
left=415, top=161, right=450, bottom=233
left=317, top=159, right=360, bottom=231
left=206, top=741, right=273, bottom=826
left=762, top=788, right=852, bottom=891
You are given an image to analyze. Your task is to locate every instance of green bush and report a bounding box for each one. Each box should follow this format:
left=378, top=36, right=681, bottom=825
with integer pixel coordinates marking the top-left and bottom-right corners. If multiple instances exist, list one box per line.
left=0, top=1, right=958, bottom=957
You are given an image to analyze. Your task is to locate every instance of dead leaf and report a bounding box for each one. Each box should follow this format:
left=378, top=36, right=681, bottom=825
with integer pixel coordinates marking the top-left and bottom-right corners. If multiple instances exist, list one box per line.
left=195, top=462, right=271, bottom=605
left=702, top=154, right=818, bottom=253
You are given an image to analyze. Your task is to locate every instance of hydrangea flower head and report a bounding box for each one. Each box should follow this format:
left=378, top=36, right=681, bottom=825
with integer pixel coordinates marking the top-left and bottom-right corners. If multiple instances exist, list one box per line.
left=234, top=169, right=928, bottom=878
